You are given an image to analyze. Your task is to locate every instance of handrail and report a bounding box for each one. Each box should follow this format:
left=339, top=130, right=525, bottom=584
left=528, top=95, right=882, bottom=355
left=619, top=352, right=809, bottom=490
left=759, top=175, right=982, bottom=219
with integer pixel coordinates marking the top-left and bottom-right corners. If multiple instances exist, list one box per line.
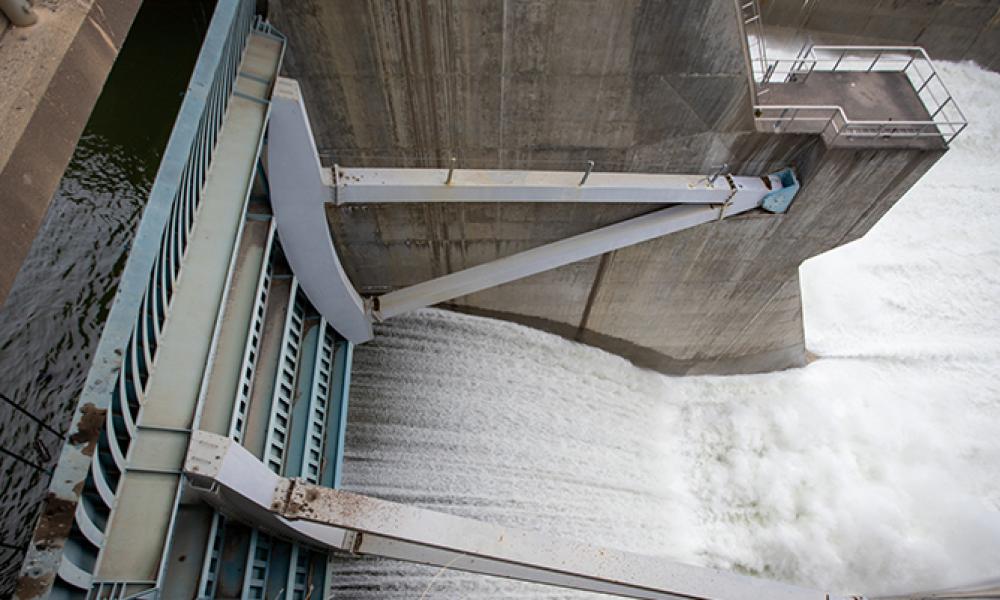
left=752, top=45, right=968, bottom=145
left=737, top=0, right=768, bottom=103
left=812, top=44, right=930, bottom=52
left=14, top=1, right=260, bottom=598
left=757, top=104, right=968, bottom=126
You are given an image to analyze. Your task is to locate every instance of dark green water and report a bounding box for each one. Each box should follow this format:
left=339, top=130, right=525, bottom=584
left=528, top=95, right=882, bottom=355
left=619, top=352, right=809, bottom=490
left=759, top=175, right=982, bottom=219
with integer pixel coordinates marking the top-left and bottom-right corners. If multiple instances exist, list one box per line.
left=0, top=0, right=213, bottom=591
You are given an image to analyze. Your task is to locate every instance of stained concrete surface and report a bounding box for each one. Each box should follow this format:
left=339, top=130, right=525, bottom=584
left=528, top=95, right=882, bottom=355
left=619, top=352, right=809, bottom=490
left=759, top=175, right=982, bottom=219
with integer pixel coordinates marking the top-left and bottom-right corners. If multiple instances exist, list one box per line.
left=271, top=0, right=947, bottom=374
left=764, top=72, right=933, bottom=123
left=575, top=143, right=944, bottom=374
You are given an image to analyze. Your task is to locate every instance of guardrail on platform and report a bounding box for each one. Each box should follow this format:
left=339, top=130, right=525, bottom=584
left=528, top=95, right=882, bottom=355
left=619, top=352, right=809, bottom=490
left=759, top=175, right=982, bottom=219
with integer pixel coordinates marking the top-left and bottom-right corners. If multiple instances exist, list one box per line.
left=14, top=1, right=259, bottom=598
left=739, top=0, right=768, bottom=104
left=753, top=46, right=968, bottom=145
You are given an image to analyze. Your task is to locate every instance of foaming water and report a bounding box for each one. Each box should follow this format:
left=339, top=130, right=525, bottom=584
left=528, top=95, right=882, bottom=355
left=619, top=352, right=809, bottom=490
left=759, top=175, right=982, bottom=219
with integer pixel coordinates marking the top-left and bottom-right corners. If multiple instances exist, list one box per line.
left=332, top=61, right=1000, bottom=598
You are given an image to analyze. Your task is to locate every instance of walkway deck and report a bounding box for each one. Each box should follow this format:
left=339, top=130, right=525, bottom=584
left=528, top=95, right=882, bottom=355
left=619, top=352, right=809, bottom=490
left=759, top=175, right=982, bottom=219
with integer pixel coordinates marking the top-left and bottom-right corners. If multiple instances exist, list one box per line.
left=760, top=72, right=947, bottom=149
left=95, top=31, right=282, bottom=584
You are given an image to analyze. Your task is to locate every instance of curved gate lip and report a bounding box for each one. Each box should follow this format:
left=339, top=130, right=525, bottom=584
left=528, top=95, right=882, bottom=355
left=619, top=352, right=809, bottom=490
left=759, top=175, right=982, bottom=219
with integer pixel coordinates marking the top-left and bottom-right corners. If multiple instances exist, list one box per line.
left=268, top=78, right=373, bottom=344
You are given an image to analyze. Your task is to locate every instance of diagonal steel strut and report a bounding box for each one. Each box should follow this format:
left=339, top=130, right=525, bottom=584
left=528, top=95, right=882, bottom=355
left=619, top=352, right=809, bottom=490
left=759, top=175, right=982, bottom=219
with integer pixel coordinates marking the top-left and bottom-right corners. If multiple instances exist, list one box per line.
left=372, top=195, right=754, bottom=321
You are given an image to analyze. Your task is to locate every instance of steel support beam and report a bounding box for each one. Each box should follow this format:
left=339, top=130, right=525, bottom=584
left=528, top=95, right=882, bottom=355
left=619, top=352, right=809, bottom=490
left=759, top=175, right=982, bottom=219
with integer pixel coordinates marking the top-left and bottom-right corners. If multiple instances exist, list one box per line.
left=186, top=431, right=354, bottom=552
left=185, top=430, right=848, bottom=600
left=333, top=166, right=772, bottom=204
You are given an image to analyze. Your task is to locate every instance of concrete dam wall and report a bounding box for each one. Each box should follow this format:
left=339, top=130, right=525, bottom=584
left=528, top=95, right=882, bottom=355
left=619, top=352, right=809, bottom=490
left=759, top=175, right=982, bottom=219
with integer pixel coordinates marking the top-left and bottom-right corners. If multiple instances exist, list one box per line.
left=268, top=0, right=946, bottom=374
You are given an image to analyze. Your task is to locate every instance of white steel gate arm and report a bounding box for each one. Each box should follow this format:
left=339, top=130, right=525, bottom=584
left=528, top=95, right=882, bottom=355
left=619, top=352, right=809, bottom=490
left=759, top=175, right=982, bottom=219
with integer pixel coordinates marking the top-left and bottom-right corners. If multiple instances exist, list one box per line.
left=185, top=430, right=851, bottom=600
left=269, top=76, right=802, bottom=332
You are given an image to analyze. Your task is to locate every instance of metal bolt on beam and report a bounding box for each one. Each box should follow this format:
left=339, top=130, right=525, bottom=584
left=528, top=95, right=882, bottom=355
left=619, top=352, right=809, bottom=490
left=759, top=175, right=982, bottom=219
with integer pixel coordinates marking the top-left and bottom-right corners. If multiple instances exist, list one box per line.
left=579, top=160, right=595, bottom=186
left=445, top=157, right=457, bottom=185
left=707, top=163, right=729, bottom=186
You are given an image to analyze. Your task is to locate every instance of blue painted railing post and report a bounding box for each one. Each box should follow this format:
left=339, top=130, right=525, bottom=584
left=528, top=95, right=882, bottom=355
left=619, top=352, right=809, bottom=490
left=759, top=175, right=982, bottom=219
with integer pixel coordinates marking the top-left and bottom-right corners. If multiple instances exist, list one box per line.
left=321, top=339, right=353, bottom=489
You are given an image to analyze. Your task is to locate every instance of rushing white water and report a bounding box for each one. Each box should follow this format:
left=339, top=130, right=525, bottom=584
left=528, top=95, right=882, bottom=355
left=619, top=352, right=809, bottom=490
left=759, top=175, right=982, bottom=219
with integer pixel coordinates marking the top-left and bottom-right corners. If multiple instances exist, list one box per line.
left=331, top=61, right=1000, bottom=599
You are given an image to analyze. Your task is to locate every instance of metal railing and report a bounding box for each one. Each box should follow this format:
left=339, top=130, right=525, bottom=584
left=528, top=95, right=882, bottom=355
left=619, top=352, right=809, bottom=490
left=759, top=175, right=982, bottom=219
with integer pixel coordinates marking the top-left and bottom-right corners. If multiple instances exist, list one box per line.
left=88, top=581, right=160, bottom=599
left=753, top=46, right=968, bottom=145
left=15, top=1, right=262, bottom=597
left=739, top=0, right=768, bottom=103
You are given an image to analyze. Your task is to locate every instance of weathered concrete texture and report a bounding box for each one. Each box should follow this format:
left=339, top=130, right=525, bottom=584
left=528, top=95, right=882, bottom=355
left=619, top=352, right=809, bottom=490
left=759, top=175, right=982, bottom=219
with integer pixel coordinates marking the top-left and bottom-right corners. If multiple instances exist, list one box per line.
left=270, top=0, right=754, bottom=172
left=764, top=72, right=934, bottom=123
left=273, top=0, right=946, bottom=374
left=759, top=0, right=1000, bottom=73
left=0, top=0, right=142, bottom=307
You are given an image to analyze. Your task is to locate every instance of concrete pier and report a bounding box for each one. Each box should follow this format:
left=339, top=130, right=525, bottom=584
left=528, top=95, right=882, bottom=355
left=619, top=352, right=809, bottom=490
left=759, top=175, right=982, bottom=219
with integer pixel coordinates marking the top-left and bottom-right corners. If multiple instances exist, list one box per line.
left=0, top=0, right=142, bottom=307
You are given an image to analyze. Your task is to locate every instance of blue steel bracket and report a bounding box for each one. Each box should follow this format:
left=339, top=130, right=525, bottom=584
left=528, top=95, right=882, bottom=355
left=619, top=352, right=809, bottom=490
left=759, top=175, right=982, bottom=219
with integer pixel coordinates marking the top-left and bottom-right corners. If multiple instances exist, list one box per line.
left=761, top=168, right=800, bottom=214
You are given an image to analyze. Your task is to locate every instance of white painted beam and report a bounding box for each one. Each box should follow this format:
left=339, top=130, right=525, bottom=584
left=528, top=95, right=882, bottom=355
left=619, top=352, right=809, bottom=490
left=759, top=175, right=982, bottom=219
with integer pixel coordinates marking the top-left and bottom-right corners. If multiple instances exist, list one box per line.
left=184, top=430, right=354, bottom=552
left=873, top=579, right=1000, bottom=600
left=184, top=430, right=851, bottom=600
left=333, top=165, right=778, bottom=204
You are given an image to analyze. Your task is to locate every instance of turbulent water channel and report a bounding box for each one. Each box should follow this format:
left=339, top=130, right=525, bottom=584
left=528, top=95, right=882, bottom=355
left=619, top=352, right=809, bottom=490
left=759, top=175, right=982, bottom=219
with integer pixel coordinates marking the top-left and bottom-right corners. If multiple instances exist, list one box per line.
left=330, top=61, right=1000, bottom=599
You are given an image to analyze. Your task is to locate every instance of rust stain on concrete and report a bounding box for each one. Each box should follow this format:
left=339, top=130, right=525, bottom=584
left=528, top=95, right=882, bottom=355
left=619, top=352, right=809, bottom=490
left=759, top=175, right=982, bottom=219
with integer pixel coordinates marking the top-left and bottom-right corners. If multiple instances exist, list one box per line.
left=68, top=402, right=105, bottom=456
